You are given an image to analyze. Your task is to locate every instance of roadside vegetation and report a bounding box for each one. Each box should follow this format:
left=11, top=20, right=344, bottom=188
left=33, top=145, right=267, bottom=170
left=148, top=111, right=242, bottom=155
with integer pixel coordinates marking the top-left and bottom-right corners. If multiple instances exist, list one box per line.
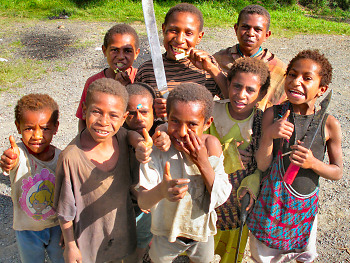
left=0, top=0, right=349, bottom=91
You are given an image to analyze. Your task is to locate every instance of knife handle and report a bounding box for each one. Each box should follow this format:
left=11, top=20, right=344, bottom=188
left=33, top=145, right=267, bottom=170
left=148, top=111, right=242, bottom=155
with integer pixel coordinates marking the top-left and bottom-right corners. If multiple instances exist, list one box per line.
left=283, top=163, right=300, bottom=184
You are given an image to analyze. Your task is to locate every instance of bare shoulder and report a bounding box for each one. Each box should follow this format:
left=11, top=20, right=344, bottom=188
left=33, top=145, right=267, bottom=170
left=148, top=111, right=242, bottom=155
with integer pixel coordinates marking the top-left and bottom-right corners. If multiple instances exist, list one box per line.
left=202, top=134, right=222, bottom=157
left=261, top=106, right=275, bottom=127
left=325, top=114, right=341, bottom=141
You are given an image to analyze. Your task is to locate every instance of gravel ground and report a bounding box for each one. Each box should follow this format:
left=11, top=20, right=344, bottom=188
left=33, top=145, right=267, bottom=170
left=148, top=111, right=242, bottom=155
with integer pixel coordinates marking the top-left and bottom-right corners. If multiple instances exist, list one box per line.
left=0, top=20, right=349, bottom=262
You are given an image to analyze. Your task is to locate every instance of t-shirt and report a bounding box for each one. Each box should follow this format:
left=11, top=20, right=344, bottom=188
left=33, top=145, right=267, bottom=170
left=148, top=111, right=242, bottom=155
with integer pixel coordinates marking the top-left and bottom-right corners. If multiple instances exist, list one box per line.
left=6, top=142, right=60, bottom=231
left=214, top=45, right=287, bottom=110
left=135, top=54, right=222, bottom=98
left=76, top=67, right=138, bottom=119
left=139, top=145, right=232, bottom=243
left=54, top=128, right=136, bottom=263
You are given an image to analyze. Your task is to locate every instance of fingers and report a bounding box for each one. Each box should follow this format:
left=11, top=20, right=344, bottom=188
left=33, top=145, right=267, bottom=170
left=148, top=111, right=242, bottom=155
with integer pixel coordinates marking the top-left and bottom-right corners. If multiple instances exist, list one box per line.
left=282, top=110, right=290, bottom=121
left=153, top=131, right=171, bottom=152
left=163, top=161, right=172, bottom=181
left=142, top=128, right=153, bottom=148
left=154, top=98, right=167, bottom=118
left=135, top=141, right=152, bottom=164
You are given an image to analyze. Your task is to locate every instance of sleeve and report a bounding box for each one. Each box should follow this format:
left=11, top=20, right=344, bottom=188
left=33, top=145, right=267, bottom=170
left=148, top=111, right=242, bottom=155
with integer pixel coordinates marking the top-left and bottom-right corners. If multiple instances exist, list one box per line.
left=237, top=169, right=262, bottom=200
left=75, top=79, right=90, bottom=119
left=54, top=153, right=77, bottom=222
left=208, top=153, right=232, bottom=211
left=138, top=151, right=163, bottom=190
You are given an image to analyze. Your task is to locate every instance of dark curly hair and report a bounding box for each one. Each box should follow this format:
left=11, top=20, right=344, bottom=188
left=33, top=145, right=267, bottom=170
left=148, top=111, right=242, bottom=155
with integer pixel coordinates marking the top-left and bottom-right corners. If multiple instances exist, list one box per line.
left=164, top=3, right=204, bottom=31
left=86, top=78, right=129, bottom=112
left=228, top=57, right=270, bottom=95
left=126, top=82, right=156, bottom=101
left=103, top=24, right=139, bottom=50
left=237, top=5, right=271, bottom=31
left=166, top=83, right=213, bottom=122
left=286, top=49, right=333, bottom=87
left=15, top=94, right=59, bottom=124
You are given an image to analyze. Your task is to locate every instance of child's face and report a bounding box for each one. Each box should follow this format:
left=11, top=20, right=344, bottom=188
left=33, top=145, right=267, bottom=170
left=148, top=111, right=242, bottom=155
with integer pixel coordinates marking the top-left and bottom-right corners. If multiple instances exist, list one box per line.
left=84, top=92, right=128, bottom=143
left=15, top=109, right=58, bottom=155
left=162, top=11, right=204, bottom=60
left=126, top=94, right=154, bottom=134
left=234, top=14, right=271, bottom=56
left=228, top=71, right=263, bottom=120
left=167, top=101, right=211, bottom=152
left=102, top=33, right=140, bottom=72
left=285, top=58, right=327, bottom=107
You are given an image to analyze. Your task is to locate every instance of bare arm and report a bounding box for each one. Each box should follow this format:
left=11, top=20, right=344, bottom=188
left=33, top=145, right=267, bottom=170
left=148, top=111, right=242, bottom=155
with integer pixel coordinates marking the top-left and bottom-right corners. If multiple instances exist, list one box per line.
left=59, top=219, right=82, bottom=263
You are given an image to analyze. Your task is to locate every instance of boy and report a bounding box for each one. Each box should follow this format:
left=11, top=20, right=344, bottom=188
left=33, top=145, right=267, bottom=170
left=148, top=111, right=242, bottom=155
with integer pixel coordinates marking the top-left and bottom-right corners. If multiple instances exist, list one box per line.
left=54, top=78, right=137, bottom=263
left=76, top=24, right=140, bottom=131
left=214, top=4, right=286, bottom=110
left=135, top=3, right=228, bottom=118
left=0, top=94, right=64, bottom=263
left=137, top=83, right=232, bottom=263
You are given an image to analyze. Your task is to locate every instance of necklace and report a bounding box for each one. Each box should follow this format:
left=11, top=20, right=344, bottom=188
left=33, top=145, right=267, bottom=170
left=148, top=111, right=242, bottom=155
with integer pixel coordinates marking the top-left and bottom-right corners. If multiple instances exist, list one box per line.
left=237, top=44, right=262, bottom=58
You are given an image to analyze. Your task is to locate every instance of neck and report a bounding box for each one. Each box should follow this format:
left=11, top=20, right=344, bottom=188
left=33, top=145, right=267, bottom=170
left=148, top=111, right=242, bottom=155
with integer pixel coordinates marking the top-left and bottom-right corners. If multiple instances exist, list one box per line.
left=237, top=44, right=262, bottom=58
left=291, top=102, right=316, bottom=115
left=228, top=103, right=253, bottom=120
left=22, top=141, right=54, bottom=161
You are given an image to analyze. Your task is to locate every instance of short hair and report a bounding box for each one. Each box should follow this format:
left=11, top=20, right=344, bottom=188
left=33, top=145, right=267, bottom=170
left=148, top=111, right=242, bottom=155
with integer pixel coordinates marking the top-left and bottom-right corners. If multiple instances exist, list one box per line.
left=227, top=57, right=270, bottom=95
left=86, top=78, right=129, bottom=112
left=15, top=94, right=59, bottom=124
left=166, top=83, right=213, bottom=122
left=237, top=5, right=271, bottom=31
left=164, top=3, right=204, bottom=32
left=103, top=24, right=140, bottom=50
left=126, top=82, right=156, bottom=101
left=286, top=49, right=332, bottom=87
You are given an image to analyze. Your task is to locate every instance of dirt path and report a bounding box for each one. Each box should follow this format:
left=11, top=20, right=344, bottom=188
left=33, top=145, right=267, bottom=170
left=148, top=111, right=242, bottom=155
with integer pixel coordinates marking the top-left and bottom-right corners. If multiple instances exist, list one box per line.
left=0, top=20, right=349, bottom=262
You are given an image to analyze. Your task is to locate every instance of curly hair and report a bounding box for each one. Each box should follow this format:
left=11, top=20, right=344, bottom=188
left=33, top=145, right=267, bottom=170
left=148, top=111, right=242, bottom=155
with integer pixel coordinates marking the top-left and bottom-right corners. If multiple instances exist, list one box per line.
left=237, top=5, right=271, bottom=31
left=164, top=3, right=204, bottom=31
left=86, top=78, right=129, bottom=112
left=103, top=24, right=140, bottom=50
left=166, top=83, right=213, bottom=122
left=228, top=57, right=270, bottom=95
left=126, top=82, right=156, bottom=101
left=286, top=49, right=333, bottom=87
left=15, top=94, right=59, bottom=124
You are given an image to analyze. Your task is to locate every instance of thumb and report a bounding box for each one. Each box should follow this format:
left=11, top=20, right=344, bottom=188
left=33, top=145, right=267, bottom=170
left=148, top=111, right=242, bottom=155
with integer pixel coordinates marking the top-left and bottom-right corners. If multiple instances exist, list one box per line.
left=156, top=130, right=161, bottom=138
left=281, top=110, right=290, bottom=121
left=236, top=140, right=244, bottom=148
left=163, top=161, right=172, bottom=181
left=9, top=135, right=18, bottom=149
left=142, top=128, right=153, bottom=148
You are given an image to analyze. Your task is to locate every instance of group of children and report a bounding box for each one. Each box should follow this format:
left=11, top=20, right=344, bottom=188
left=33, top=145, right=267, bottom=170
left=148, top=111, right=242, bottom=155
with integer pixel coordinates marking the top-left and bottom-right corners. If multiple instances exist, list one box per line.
left=0, top=3, right=343, bottom=263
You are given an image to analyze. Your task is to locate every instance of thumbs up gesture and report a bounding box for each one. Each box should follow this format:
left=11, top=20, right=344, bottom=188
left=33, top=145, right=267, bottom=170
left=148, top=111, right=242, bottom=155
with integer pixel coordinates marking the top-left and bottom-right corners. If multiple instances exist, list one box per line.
left=135, top=128, right=154, bottom=164
left=0, top=136, right=20, bottom=173
left=270, top=109, right=294, bottom=140
left=161, top=162, right=190, bottom=202
left=153, top=130, right=171, bottom=152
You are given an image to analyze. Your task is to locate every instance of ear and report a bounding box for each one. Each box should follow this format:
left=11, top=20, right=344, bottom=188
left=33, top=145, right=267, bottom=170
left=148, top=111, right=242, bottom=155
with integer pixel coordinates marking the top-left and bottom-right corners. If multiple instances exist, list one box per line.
left=134, top=48, right=140, bottom=60
left=317, top=85, right=328, bottom=97
left=196, top=31, right=204, bottom=45
left=265, top=30, right=272, bottom=40
left=102, top=45, right=107, bottom=57
left=234, top=23, right=238, bottom=34
left=203, top=116, right=213, bottom=131
left=82, top=102, right=87, bottom=120
left=122, top=111, right=129, bottom=124
left=15, top=121, right=21, bottom=134
left=53, top=121, right=59, bottom=135
left=162, top=23, right=166, bottom=35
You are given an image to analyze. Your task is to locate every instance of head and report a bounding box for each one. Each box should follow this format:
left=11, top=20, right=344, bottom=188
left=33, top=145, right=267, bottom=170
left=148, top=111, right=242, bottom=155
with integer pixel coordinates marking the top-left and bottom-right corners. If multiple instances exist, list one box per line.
left=15, top=94, right=59, bottom=155
left=285, top=49, right=331, bottom=106
left=102, top=24, right=140, bottom=72
left=125, top=82, right=156, bottom=134
left=162, top=3, right=204, bottom=60
left=166, top=83, right=213, bottom=152
left=83, top=78, right=129, bottom=143
left=227, top=57, right=270, bottom=119
left=235, top=5, right=271, bottom=56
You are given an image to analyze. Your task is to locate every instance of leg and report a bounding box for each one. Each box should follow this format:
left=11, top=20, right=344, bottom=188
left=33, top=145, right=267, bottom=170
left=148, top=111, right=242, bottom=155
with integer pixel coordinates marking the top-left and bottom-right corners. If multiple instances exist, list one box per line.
left=149, top=235, right=188, bottom=263
left=16, top=230, right=46, bottom=263
left=46, top=225, right=65, bottom=263
left=136, top=212, right=153, bottom=263
left=186, top=236, right=215, bottom=263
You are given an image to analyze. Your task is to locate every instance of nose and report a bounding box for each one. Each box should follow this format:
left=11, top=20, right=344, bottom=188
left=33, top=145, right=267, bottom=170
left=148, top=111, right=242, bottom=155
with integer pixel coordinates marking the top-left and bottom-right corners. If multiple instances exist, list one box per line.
left=135, top=111, right=143, bottom=122
left=116, top=50, right=124, bottom=60
left=247, top=27, right=255, bottom=36
left=33, top=128, right=43, bottom=139
left=175, top=32, right=185, bottom=44
left=99, top=114, right=110, bottom=126
left=292, top=75, right=303, bottom=85
left=178, top=124, right=188, bottom=138
left=238, top=88, right=247, bottom=99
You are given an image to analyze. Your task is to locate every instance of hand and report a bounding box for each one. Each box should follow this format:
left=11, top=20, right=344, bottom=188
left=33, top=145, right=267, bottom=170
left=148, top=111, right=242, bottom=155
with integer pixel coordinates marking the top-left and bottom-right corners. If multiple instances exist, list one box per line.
left=236, top=141, right=252, bottom=166
left=154, top=98, right=167, bottom=118
left=269, top=110, right=294, bottom=140
left=161, top=162, right=190, bottom=202
left=64, top=242, right=82, bottom=263
left=114, top=71, right=132, bottom=86
left=238, top=188, right=254, bottom=212
left=289, top=140, right=316, bottom=169
left=153, top=130, right=171, bottom=152
left=188, top=48, right=215, bottom=72
left=0, top=135, right=20, bottom=173
left=135, top=129, right=153, bottom=164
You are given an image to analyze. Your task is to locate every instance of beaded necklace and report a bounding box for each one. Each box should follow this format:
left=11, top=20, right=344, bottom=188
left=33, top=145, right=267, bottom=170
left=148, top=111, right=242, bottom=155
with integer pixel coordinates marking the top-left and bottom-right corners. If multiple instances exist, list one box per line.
left=237, top=44, right=263, bottom=58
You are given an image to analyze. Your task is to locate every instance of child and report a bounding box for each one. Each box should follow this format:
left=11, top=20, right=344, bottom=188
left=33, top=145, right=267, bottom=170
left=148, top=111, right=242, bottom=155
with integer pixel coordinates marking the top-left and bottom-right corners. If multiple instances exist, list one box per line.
left=54, top=78, right=137, bottom=263
left=206, top=57, right=270, bottom=263
left=214, top=4, right=287, bottom=110
left=247, top=50, right=343, bottom=262
left=137, top=83, right=232, bottom=263
left=76, top=23, right=140, bottom=131
left=0, top=94, right=64, bottom=263
left=135, top=3, right=228, bottom=118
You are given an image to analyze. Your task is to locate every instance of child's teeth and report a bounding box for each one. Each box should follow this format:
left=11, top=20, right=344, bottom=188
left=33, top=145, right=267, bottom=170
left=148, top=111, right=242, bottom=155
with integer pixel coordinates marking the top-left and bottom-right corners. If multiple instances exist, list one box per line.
left=116, top=63, right=123, bottom=67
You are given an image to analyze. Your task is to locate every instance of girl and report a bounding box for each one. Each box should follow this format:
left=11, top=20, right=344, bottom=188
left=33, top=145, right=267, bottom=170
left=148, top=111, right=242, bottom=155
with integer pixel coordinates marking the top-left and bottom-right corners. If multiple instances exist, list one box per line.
left=207, top=57, right=270, bottom=262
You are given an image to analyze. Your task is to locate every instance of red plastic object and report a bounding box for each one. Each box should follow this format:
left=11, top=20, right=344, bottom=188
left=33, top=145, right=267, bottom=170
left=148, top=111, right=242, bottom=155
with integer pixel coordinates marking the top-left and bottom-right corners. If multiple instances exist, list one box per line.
left=283, top=164, right=300, bottom=184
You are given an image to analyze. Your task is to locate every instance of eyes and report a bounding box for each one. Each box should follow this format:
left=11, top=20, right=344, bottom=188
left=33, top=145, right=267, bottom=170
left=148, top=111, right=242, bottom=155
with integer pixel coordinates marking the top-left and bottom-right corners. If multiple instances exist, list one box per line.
left=110, top=48, right=134, bottom=54
left=128, top=110, right=150, bottom=118
left=287, top=71, right=313, bottom=81
left=167, top=28, right=194, bottom=37
left=230, top=83, right=258, bottom=94
left=90, top=109, right=121, bottom=119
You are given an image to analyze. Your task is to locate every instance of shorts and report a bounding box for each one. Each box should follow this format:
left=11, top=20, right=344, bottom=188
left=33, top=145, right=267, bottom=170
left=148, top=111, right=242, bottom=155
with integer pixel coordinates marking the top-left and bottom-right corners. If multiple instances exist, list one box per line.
left=249, top=215, right=318, bottom=263
left=136, top=212, right=153, bottom=248
left=15, top=225, right=64, bottom=263
left=149, top=235, right=215, bottom=263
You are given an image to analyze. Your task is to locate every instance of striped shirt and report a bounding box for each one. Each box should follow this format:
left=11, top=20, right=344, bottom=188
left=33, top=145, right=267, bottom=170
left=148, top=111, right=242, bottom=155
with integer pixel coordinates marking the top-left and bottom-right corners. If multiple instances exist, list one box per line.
left=135, top=53, right=222, bottom=98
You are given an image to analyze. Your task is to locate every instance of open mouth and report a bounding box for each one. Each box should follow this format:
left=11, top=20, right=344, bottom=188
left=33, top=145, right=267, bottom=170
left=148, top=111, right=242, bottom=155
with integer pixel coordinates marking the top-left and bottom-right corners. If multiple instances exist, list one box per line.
left=172, top=46, right=189, bottom=60
left=94, top=129, right=110, bottom=136
left=114, top=63, right=125, bottom=73
left=288, top=89, right=305, bottom=97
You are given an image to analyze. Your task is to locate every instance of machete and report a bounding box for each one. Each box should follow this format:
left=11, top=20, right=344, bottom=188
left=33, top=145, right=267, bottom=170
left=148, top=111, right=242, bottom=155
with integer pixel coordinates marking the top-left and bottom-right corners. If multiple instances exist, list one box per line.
left=142, top=0, right=169, bottom=99
left=283, top=90, right=333, bottom=184
left=234, top=193, right=250, bottom=263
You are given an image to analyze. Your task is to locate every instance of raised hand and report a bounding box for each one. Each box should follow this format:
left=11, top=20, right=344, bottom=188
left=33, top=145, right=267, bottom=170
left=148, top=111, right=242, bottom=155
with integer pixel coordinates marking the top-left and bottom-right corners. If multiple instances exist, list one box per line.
left=269, top=110, right=294, bottom=140
left=289, top=140, right=316, bottom=169
left=154, top=98, right=167, bottom=118
left=135, top=128, right=153, bottom=164
left=153, top=130, right=171, bottom=152
left=179, top=129, right=208, bottom=167
left=114, top=71, right=132, bottom=86
left=161, top=162, right=190, bottom=202
left=236, top=140, right=252, bottom=167
left=188, top=48, right=214, bottom=72
left=0, top=135, right=20, bottom=173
